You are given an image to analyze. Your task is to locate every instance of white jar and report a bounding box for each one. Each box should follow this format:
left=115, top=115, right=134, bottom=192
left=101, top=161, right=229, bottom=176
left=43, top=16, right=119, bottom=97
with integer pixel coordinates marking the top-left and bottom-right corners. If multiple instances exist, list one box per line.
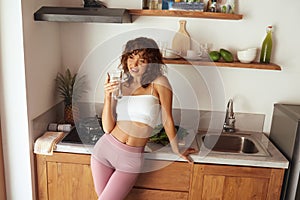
left=57, top=124, right=72, bottom=132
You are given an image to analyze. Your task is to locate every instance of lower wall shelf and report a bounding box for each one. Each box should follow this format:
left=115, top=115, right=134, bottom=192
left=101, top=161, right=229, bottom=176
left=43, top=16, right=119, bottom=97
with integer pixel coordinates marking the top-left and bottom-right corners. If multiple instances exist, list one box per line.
left=128, top=9, right=243, bottom=20
left=163, top=59, right=281, bottom=71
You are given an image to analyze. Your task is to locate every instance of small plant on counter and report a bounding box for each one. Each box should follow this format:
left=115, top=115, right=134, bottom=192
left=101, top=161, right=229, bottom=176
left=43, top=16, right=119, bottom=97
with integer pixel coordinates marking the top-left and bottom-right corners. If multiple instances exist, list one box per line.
left=56, top=68, right=85, bottom=125
left=149, top=124, right=189, bottom=146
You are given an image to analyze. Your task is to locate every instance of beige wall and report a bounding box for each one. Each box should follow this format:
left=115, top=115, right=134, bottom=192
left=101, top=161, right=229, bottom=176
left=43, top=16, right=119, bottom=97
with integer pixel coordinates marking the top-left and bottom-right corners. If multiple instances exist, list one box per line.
left=22, top=0, right=62, bottom=122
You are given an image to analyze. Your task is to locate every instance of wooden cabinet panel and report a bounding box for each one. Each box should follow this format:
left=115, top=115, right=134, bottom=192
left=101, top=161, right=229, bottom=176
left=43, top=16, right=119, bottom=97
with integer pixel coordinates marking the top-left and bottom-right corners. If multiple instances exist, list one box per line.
left=266, top=169, right=285, bottom=200
left=190, top=164, right=284, bottom=200
left=36, top=153, right=97, bottom=200
left=201, top=175, right=225, bottom=199
left=135, top=160, right=192, bottom=191
left=126, top=188, right=188, bottom=200
left=47, top=162, right=97, bottom=200
left=222, top=176, right=268, bottom=199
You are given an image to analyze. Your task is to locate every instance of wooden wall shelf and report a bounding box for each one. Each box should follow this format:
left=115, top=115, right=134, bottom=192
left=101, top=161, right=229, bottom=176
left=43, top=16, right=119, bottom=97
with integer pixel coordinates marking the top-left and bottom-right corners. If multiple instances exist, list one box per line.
left=34, top=7, right=243, bottom=23
left=128, top=9, right=243, bottom=20
left=163, top=59, right=281, bottom=71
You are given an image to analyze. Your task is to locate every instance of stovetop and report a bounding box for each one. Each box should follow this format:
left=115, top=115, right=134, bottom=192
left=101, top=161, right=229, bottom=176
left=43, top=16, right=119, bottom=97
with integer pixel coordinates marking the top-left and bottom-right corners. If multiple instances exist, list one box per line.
left=61, top=117, right=104, bottom=145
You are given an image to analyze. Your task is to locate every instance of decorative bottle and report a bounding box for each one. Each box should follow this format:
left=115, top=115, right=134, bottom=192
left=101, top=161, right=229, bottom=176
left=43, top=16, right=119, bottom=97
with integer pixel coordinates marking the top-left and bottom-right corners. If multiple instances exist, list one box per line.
left=207, top=0, right=217, bottom=12
left=260, top=26, right=273, bottom=64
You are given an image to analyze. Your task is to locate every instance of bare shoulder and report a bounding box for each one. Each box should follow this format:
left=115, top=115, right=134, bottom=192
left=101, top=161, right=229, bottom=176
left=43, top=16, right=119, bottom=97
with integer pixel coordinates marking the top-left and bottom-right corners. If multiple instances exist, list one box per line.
left=153, top=76, right=173, bottom=103
left=153, top=75, right=171, bottom=90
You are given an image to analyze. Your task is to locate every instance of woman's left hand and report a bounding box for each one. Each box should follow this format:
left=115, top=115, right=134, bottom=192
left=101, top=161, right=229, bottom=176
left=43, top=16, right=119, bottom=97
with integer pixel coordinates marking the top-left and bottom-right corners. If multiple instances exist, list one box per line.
left=179, top=148, right=198, bottom=164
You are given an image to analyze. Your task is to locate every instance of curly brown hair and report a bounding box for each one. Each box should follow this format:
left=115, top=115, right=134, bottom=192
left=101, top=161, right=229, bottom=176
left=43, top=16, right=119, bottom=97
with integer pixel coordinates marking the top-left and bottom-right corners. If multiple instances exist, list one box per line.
left=120, top=37, right=166, bottom=88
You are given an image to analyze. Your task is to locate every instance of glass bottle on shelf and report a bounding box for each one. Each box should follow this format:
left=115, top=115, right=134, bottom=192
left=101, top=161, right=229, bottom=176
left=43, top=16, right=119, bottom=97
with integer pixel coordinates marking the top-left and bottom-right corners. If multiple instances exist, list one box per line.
left=149, top=0, right=162, bottom=10
left=260, top=26, right=273, bottom=64
left=207, top=0, right=217, bottom=12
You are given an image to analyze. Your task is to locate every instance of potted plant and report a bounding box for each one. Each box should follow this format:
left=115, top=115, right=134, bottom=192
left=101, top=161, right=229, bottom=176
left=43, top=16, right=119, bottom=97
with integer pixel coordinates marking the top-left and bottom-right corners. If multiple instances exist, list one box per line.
left=56, top=68, right=84, bottom=125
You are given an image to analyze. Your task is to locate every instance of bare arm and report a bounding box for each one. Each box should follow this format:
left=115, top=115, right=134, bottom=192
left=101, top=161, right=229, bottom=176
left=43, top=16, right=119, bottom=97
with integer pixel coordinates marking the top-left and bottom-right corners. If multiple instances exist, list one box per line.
left=155, top=76, right=196, bottom=163
left=101, top=74, right=117, bottom=133
left=155, top=76, right=178, bottom=153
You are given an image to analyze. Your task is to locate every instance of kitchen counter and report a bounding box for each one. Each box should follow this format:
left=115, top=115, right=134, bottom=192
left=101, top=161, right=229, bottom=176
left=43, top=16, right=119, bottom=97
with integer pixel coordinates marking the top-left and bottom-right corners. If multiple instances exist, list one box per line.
left=55, top=130, right=288, bottom=169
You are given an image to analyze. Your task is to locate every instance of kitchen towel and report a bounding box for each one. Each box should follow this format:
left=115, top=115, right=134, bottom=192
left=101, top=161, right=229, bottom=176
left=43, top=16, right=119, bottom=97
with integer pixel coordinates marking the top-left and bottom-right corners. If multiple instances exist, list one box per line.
left=34, top=131, right=65, bottom=155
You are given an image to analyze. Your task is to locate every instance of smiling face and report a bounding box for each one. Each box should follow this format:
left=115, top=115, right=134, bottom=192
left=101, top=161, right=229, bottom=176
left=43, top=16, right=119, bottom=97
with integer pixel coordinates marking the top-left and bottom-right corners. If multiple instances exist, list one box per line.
left=127, top=52, right=148, bottom=79
left=120, top=37, right=165, bottom=88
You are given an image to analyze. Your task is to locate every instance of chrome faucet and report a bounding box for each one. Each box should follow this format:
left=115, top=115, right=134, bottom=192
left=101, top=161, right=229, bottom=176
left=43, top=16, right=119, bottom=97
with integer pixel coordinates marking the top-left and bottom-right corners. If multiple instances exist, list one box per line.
left=223, top=99, right=236, bottom=133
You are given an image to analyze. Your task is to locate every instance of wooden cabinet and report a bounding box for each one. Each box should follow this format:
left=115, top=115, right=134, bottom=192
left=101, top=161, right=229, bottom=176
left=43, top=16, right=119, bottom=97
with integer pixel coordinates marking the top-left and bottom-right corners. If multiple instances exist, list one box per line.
left=190, top=164, right=284, bottom=200
left=36, top=153, right=97, bottom=200
left=36, top=152, right=284, bottom=200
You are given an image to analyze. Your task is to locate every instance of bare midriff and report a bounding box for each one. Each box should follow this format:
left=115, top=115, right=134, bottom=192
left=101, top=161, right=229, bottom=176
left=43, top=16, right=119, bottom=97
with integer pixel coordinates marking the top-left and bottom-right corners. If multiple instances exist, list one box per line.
left=110, top=121, right=154, bottom=147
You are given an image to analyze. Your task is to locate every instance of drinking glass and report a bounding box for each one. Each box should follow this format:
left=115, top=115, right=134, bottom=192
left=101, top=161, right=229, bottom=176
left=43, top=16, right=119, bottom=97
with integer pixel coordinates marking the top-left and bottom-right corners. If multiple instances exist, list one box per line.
left=108, top=69, right=123, bottom=100
left=199, top=43, right=211, bottom=59
left=158, top=40, right=168, bottom=58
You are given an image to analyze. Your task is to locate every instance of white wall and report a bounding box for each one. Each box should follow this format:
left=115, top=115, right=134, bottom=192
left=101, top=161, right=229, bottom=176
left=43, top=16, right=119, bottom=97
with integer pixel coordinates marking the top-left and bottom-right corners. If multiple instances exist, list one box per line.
left=0, top=0, right=33, bottom=199
left=0, top=0, right=62, bottom=199
left=60, top=0, right=300, bottom=133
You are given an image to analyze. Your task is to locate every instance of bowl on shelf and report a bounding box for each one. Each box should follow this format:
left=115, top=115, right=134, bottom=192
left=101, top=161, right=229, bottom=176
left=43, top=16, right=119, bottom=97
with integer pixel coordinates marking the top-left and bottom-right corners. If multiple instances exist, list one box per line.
left=237, top=48, right=257, bottom=63
left=163, top=48, right=181, bottom=59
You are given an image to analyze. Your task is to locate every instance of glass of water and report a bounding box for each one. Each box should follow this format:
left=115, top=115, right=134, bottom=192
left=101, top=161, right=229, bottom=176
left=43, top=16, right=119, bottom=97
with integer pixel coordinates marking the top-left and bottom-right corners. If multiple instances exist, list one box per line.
left=108, top=69, right=123, bottom=100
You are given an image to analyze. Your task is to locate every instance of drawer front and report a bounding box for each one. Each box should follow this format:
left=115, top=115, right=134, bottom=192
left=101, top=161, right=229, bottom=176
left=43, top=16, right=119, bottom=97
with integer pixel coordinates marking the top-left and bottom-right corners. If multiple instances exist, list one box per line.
left=135, top=161, right=192, bottom=191
left=126, top=188, right=189, bottom=200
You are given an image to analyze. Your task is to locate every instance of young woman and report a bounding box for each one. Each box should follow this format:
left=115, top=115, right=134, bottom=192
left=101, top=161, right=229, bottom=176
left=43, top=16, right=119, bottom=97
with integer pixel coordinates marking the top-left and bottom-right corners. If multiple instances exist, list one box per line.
left=91, top=37, right=197, bottom=200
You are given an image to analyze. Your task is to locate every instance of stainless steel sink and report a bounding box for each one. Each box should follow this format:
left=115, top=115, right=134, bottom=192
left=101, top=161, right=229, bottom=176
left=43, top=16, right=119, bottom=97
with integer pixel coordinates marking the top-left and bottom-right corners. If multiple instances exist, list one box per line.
left=196, top=133, right=269, bottom=156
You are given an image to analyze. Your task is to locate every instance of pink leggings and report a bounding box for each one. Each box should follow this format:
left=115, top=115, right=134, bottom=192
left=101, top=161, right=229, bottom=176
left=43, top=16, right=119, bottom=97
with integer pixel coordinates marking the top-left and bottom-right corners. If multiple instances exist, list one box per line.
left=91, top=133, right=144, bottom=200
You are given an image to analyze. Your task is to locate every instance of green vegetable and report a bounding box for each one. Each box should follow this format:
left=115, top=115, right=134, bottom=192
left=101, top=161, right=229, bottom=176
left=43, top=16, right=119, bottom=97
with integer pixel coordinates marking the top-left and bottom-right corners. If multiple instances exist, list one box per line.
left=220, top=48, right=234, bottom=62
left=221, top=5, right=227, bottom=13
left=209, top=51, right=221, bottom=62
left=149, top=125, right=188, bottom=146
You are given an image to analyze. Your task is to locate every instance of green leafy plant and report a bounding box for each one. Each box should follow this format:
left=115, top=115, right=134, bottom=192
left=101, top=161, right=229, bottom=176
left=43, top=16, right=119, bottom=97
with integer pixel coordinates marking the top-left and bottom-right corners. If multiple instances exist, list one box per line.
left=56, top=68, right=85, bottom=124
left=149, top=125, right=188, bottom=146
left=56, top=68, right=76, bottom=106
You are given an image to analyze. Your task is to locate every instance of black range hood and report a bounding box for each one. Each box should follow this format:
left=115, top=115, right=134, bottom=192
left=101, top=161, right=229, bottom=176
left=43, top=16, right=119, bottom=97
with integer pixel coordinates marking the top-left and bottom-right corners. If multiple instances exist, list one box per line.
left=34, top=6, right=132, bottom=23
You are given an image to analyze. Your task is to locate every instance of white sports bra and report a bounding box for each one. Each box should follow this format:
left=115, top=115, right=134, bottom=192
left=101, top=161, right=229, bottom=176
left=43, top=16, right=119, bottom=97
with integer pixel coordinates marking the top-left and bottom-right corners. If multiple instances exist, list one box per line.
left=116, top=83, right=161, bottom=128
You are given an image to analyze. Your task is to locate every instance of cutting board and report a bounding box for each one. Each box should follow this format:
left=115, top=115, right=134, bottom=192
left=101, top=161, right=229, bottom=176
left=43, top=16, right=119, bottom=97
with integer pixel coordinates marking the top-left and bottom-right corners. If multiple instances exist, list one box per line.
left=172, top=20, right=191, bottom=57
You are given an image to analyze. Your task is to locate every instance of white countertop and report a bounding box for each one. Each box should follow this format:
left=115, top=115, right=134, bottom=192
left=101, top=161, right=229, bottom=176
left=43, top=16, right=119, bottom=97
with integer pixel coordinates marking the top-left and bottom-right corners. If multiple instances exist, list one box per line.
left=55, top=131, right=288, bottom=169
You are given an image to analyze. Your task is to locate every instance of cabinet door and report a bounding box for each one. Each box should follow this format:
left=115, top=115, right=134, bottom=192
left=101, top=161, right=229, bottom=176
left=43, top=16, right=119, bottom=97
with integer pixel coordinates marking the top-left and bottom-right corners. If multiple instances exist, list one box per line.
left=47, top=162, right=97, bottom=200
left=126, top=188, right=188, bottom=200
left=201, top=174, right=269, bottom=199
left=190, top=164, right=284, bottom=200
left=126, top=160, right=192, bottom=200
left=134, top=160, right=192, bottom=191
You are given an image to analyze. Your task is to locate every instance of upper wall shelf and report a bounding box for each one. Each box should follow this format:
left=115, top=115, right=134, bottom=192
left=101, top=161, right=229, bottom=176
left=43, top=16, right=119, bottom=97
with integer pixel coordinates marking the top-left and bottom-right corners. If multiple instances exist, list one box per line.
left=34, top=6, right=132, bottom=23
left=163, top=59, right=281, bottom=71
left=33, top=7, right=243, bottom=23
left=129, top=9, right=243, bottom=20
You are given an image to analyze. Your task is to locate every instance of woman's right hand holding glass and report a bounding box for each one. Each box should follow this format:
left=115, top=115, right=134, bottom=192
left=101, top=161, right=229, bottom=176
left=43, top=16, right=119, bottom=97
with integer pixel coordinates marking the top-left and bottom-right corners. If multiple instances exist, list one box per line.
left=104, top=73, right=119, bottom=98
